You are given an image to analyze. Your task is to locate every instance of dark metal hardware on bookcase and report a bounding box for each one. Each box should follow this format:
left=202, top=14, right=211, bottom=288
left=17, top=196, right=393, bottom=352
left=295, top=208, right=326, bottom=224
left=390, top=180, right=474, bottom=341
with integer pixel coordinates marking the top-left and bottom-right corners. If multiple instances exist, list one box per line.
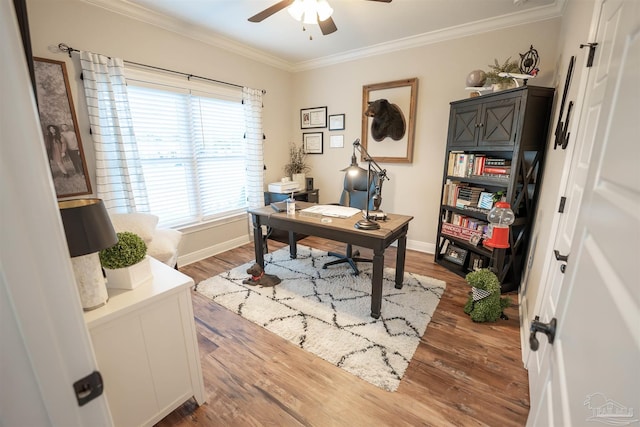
left=435, top=86, right=555, bottom=293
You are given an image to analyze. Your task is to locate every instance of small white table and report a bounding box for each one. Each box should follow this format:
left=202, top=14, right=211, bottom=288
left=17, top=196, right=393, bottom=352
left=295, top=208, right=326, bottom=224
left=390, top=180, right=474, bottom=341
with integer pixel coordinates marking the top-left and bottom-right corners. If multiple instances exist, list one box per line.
left=84, top=258, right=206, bottom=427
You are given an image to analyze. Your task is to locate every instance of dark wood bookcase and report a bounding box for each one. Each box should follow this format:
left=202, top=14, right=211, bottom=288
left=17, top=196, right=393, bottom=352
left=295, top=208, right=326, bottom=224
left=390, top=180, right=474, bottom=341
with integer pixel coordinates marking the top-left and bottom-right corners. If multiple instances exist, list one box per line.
left=435, top=86, right=554, bottom=292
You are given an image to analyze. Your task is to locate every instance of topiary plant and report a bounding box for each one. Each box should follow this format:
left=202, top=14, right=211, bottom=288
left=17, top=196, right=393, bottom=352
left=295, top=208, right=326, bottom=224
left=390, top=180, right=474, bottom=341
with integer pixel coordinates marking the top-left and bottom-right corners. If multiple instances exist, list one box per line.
left=463, top=268, right=511, bottom=322
left=99, top=231, right=147, bottom=269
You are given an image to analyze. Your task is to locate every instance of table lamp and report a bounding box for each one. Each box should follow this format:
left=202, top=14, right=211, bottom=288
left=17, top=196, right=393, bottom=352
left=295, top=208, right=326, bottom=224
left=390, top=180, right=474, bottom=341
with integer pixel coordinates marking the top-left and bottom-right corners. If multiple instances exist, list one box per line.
left=342, top=139, right=389, bottom=230
left=58, top=198, right=118, bottom=311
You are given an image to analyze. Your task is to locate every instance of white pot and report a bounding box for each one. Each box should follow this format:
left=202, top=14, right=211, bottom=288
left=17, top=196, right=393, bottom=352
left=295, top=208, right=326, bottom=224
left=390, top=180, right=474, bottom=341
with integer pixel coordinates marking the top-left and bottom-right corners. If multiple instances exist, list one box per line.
left=292, top=173, right=306, bottom=191
left=104, top=256, right=153, bottom=290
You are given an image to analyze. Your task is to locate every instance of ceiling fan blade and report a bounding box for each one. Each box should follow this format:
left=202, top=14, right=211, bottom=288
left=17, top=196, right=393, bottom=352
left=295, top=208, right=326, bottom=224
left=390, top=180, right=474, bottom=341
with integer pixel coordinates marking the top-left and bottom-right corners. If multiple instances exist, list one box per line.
left=365, top=0, right=392, bottom=2
left=319, top=16, right=337, bottom=35
left=248, top=0, right=294, bottom=22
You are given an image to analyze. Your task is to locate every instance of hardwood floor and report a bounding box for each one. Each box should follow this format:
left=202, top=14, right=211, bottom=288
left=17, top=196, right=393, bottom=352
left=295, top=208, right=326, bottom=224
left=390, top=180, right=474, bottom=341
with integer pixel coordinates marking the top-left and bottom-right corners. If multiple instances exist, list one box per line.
left=156, top=236, right=529, bottom=426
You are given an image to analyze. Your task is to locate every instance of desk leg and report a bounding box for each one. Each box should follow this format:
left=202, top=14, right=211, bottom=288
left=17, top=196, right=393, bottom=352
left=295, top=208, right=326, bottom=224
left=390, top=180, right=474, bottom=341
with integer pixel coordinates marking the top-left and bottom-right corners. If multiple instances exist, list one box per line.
left=370, top=248, right=384, bottom=319
left=288, top=231, right=297, bottom=259
left=252, top=215, right=265, bottom=269
left=395, top=234, right=407, bottom=289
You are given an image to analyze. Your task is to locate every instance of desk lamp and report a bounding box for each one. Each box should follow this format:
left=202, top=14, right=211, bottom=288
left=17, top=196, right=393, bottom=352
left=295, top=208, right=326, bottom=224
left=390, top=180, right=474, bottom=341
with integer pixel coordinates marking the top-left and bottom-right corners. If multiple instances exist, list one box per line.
left=58, top=198, right=118, bottom=311
left=342, top=139, right=390, bottom=230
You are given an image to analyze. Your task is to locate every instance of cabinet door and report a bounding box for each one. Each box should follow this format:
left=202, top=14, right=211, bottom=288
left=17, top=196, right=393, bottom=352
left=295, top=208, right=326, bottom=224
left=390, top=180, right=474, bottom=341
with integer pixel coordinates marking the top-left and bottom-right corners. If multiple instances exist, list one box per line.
left=448, top=103, right=480, bottom=147
left=477, top=96, right=521, bottom=146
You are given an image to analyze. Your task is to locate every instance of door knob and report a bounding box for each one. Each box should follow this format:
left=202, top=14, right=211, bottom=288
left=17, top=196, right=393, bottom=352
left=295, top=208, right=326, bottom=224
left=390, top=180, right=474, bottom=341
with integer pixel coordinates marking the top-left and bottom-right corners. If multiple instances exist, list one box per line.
left=554, top=250, right=569, bottom=262
left=529, top=316, right=557, bottom=351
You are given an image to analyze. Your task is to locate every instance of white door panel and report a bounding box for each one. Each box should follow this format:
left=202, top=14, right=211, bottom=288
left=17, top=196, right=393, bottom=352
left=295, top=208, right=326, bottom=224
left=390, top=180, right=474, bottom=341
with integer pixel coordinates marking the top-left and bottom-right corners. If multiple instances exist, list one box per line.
left=527, top=0, right=640, bottom=425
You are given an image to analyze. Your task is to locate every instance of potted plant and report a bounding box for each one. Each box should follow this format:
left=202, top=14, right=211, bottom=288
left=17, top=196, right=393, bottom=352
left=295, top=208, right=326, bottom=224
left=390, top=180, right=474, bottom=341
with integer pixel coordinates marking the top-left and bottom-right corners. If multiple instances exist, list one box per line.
left=486, top=57, right=521, bottom=91
left=463, top=268, right=511, bottom=322
left=284, top=142, right=311, bottom=190
left=99, top=231, right=152, bottom=289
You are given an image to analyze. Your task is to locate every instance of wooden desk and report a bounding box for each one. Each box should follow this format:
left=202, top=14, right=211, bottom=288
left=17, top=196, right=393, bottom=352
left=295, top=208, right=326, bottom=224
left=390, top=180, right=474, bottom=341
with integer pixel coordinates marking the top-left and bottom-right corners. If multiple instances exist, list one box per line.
left=248, top=203, right=413, bottom=318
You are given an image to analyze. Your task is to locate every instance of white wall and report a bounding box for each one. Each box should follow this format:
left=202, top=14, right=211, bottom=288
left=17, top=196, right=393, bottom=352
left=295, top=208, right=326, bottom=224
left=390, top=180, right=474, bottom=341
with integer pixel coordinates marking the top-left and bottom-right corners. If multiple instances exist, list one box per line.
left=27, top=0, right=564, bottom=261
left=291, top=19, right=561, bottom=250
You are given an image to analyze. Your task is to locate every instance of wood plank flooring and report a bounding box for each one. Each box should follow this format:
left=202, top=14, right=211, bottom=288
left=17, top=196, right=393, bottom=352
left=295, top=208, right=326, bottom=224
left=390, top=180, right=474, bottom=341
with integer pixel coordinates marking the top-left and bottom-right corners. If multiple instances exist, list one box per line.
left=156, top=236, right=529, bottom=426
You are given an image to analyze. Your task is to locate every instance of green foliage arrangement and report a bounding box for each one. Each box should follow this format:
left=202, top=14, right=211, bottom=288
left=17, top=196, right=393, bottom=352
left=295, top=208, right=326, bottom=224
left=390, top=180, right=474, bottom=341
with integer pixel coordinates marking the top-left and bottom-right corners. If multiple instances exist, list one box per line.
left=283, top=142, right=311, bottom=177
left=99, top=231, right=147, bottom=270
left=486, top=57, right=521, bottom=86
left=463, top=268, right=511, bottom=322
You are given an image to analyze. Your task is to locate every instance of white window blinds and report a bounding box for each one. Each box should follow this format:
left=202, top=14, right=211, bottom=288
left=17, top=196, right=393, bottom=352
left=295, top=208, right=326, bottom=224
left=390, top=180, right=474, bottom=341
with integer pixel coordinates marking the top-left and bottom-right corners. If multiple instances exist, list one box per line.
left=126, top=72, right=247, bottom=227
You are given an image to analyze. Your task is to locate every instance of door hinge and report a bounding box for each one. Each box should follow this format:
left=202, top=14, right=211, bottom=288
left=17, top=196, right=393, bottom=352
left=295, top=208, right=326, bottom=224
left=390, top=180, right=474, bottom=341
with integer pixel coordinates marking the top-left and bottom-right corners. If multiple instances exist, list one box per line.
left=558, top=196, right=567, bottom=213
left=73, top=371, right=104, bottom=406
left=580, top=42, right=598, bottom=67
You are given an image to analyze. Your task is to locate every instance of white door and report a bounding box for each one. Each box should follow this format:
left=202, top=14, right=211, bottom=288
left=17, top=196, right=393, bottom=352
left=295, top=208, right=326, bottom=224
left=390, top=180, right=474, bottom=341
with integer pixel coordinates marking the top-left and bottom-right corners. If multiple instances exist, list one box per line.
left=527, top=0, right=640, bottom=425
left=0, top=1, right=113, bottom=425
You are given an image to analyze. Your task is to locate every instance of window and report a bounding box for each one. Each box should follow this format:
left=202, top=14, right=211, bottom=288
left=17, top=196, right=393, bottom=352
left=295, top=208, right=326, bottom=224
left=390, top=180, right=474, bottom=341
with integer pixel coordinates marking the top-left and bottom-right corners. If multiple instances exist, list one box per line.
left=126, top=73, right=247, bottom=228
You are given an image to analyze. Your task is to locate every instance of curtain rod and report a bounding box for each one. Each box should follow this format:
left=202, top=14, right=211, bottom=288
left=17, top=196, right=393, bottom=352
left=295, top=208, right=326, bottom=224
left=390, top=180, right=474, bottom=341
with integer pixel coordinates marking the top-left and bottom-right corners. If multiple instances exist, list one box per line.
left=57, top=43, right=266, bottom=94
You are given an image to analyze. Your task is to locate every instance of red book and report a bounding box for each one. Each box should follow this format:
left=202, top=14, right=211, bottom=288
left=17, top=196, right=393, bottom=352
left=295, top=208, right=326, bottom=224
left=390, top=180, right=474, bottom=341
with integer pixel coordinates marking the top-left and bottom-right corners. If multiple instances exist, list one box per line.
left=483, top=166, right=511, bottom=174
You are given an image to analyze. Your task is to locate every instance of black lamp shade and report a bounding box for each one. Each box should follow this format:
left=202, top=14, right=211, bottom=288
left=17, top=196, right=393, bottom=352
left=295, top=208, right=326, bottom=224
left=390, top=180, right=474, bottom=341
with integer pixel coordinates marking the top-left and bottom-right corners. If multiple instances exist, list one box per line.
left=58, top=198, right=118, bottom=257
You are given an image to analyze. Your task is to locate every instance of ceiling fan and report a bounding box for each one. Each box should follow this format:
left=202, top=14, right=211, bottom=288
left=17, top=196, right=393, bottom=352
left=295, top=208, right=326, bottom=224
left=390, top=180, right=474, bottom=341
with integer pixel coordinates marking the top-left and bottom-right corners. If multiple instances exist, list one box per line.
left=248, top=0, right=392, bottom=36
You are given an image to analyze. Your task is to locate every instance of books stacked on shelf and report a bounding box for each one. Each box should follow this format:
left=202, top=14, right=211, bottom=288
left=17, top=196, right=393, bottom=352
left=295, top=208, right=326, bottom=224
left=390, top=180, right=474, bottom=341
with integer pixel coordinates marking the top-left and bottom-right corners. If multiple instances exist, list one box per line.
left=456, top=186, right=485, bottom=208
left=446, top=152, right=512, bottom=178
left=441, top=219, right=488, bottom=243
left=482, top=157, right=511, bottom=177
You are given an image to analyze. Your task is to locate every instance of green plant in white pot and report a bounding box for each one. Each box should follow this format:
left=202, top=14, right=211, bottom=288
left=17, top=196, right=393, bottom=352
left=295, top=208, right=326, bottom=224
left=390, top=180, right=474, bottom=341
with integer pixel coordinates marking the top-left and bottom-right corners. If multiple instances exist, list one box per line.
left=99, top=231, right=152, bottom=290
left=284, top=142, right=311, bottom=191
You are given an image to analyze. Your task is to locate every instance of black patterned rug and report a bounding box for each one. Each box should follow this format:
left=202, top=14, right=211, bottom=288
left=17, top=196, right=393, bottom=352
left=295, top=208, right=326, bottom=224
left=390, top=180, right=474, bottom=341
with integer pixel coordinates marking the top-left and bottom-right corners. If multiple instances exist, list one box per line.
left=195, top=245, right=446, bottom=392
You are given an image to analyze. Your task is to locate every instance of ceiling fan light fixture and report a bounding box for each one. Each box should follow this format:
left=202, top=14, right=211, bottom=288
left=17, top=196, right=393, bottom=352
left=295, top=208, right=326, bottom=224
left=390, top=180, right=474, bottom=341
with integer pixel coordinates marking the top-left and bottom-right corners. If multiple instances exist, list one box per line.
left=287, top=0, right=304, bottom=21
left=316, top=0, right=333, bottom=21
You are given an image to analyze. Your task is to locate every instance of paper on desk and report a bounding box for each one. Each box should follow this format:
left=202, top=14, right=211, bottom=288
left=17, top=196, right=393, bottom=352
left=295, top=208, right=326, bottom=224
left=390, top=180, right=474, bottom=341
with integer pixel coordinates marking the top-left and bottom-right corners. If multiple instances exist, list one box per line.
left=300, top=205, right=362, bottom=218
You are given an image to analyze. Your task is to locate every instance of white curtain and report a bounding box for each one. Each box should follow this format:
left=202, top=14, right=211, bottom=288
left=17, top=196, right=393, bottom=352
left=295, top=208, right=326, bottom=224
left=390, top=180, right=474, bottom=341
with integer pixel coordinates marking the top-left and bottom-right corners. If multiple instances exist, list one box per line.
left=79, top=51, right=149, bottom=213
left=243, top=87, right=265, bottom=209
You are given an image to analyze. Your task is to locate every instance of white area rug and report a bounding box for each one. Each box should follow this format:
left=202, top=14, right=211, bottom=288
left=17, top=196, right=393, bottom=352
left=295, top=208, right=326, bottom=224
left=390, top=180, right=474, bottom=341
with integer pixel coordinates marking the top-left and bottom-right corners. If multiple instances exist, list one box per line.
left=195, top=245, right=446, bottom=392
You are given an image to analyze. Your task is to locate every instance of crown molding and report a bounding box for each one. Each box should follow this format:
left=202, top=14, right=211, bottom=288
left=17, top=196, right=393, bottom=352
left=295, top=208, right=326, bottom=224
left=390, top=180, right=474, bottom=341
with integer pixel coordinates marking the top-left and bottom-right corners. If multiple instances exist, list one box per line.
left=293, top=0, right=566, bottom=71
left=82, top=0, right=565, bottom=73
left=82, top=0, right=295, bottom=72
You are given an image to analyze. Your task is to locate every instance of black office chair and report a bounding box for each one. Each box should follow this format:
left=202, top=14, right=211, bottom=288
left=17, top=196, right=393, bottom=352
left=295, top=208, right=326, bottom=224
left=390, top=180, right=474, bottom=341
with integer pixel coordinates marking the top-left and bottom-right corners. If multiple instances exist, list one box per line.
left=322, top=168, right=377, bottom=275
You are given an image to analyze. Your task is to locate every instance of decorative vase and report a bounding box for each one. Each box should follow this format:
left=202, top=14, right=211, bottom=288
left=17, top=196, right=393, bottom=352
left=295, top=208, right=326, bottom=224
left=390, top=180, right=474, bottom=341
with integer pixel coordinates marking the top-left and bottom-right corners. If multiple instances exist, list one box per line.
left=292, top=173, right=306, bottom=191
left=104, top=255, right=153, bottom=290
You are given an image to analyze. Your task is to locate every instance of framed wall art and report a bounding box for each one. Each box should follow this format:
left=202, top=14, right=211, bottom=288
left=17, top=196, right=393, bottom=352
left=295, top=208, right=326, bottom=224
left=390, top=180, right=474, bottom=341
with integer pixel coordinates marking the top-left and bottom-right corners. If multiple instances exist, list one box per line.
left=301, top=106, right=327, bottom=129
left=303, top=132, right=323, bottom=154
left=361, top=78, right=418, bottom=163
left=328, top=113, right=345, bottom=131
left=34, top=57, right=91, bottom=198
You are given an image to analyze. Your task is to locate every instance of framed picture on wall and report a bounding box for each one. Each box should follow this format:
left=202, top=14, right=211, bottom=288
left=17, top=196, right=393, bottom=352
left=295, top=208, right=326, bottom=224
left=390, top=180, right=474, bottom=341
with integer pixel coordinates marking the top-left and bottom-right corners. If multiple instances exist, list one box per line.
left=303, top=132, right=323, bottom=154
left=361, top=78, right=418, bottom=164
left=33, top=57, right=91, bottom=198
left=301, top=106, right=327, bottom=129
left=328, top=113, right=345, bottom=131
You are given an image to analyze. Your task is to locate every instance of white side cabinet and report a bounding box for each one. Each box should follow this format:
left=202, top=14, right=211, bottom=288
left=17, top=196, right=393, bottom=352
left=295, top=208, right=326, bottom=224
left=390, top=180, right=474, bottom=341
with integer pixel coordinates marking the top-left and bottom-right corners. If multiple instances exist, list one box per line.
left=84, top=258, right=206, bottom=427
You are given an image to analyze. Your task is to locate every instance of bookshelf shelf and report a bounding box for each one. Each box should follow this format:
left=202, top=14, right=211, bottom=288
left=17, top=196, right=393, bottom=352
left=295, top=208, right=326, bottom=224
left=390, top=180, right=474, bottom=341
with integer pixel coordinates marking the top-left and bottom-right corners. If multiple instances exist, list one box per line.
left=435, top=86, right=554, bottom=292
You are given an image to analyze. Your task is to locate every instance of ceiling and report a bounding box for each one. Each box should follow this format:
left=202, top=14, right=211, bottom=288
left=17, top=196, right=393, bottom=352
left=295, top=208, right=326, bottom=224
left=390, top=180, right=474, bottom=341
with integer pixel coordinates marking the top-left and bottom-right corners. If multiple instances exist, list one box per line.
left=86, top=0, right=562, bottom=71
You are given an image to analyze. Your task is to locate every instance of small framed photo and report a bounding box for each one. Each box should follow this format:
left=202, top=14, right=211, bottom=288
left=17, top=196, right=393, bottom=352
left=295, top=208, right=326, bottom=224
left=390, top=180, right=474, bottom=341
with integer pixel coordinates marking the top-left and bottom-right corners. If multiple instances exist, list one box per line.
left=301, top=106, right=327, bottom=129
left=303, top=132, right=323, bottom=154
left=330, top=134, right=344, bottom=148
left=328, top=113, right=345, bottom=131
left=443, top=245, right=468, bottom=266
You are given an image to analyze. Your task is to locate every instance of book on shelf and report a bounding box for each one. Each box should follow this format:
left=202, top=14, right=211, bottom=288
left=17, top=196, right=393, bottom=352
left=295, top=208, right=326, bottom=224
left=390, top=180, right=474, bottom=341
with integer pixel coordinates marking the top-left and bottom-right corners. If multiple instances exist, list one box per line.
left=484, top=157, right=511, bottom=166
left=483, top=166, right=511, bottom=175
left=477, top=192, right=494, bottom=210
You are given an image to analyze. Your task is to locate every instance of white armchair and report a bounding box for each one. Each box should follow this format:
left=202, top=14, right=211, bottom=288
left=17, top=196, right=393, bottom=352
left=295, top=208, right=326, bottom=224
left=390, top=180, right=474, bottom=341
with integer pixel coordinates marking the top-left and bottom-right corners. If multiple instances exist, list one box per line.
left=108, top=213, right=183, bottom=268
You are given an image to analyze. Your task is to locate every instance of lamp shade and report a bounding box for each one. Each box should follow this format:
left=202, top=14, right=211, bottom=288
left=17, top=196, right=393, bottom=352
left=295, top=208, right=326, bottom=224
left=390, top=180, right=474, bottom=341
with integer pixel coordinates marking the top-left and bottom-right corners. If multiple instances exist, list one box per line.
left=58, top=198, right=117, bottom=257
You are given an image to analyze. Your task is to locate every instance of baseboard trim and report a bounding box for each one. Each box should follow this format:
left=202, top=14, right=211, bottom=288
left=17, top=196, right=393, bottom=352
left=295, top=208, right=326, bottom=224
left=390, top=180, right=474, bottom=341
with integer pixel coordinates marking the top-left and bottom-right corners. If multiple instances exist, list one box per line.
left=178, top=235, right=251, bottom=267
